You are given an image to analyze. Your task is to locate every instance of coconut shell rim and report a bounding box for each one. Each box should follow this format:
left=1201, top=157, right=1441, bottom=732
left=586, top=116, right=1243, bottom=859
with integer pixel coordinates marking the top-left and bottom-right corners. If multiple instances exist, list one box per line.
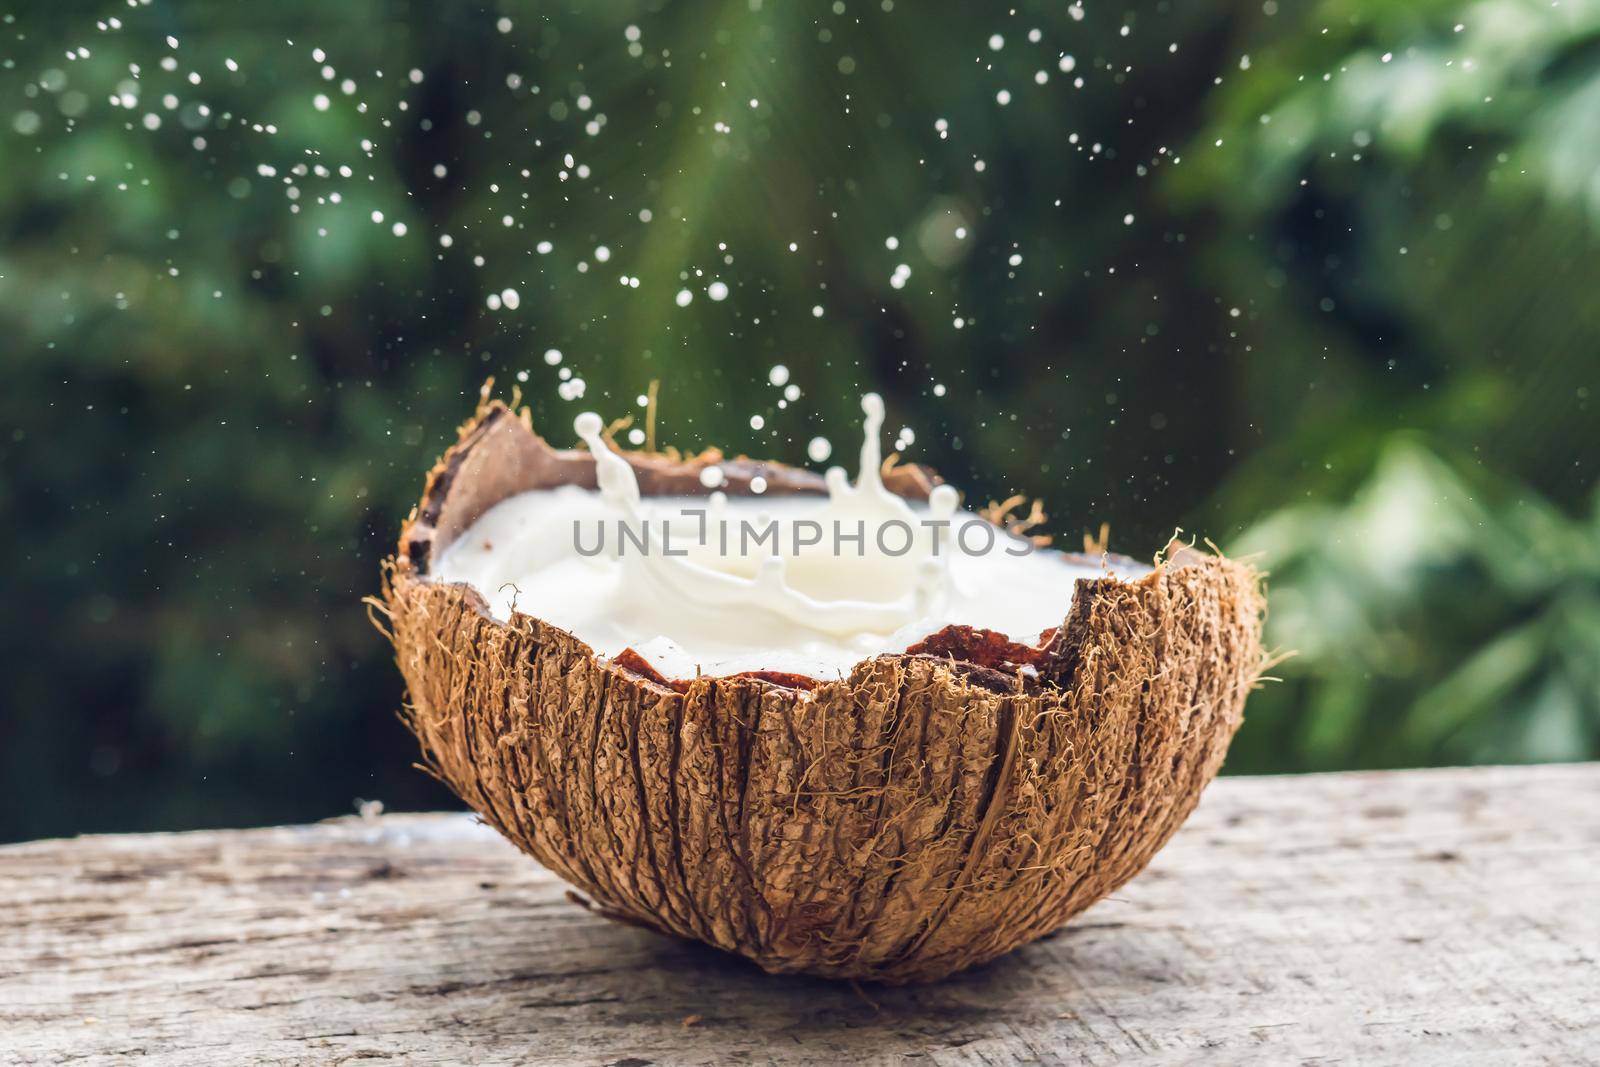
left=388, top=390, right=1245, bottom=694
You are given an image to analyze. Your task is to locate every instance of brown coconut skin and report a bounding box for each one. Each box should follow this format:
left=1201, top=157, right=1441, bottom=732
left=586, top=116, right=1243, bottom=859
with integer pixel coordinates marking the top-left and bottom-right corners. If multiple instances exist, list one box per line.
left=378, top=396, right=1264, bottom=984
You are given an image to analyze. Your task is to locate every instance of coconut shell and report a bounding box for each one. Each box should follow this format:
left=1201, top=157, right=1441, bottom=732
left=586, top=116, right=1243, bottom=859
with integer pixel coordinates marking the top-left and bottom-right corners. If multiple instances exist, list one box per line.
left=377, top=394, right=1264, bottom=984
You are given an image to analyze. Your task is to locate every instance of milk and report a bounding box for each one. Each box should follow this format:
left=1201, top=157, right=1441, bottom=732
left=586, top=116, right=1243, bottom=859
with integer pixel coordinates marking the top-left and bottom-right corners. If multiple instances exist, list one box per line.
left=434, top=395, right=1136, bottom=679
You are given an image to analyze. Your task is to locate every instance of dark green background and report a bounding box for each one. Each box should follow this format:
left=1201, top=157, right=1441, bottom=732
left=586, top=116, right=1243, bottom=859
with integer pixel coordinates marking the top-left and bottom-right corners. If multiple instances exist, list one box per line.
left=3, top=0, right=1597, bottom=843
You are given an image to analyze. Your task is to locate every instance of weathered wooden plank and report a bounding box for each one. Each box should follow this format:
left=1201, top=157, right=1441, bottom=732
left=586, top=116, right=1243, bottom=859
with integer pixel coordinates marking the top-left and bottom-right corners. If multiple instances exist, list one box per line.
left=2, top=764, right=1596, bottom=1066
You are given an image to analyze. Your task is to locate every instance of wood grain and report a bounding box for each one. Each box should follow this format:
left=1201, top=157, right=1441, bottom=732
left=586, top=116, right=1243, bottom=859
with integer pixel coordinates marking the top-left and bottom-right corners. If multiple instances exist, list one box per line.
left=3, top=764, right=1596, bottom=1065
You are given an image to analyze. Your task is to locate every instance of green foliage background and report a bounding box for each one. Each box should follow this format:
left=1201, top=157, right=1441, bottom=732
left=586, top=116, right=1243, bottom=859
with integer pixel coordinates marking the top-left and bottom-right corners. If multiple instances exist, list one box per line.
left=2, top=0, right=1596, bottom=841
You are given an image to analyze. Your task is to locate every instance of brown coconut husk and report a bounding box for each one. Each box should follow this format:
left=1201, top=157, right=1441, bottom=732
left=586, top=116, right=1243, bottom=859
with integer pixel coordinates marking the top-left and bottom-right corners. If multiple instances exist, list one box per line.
left=375, top=389, right=1265, bottom=984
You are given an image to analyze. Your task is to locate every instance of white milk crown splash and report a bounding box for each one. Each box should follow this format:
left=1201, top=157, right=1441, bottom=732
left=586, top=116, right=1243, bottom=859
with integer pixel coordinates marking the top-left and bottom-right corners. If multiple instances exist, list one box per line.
left=573, top=395, right=959, bottom=639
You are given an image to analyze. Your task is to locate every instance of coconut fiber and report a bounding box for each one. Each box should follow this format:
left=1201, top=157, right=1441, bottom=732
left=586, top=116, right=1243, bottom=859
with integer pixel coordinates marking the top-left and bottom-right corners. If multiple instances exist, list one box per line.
left=376, top=393, right=1265, bottom=984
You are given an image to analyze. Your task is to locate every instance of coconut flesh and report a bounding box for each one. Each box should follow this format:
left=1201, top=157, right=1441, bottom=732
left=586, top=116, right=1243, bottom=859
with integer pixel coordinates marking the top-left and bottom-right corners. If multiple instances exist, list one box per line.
left=434, top=394, right=1144, bottom=681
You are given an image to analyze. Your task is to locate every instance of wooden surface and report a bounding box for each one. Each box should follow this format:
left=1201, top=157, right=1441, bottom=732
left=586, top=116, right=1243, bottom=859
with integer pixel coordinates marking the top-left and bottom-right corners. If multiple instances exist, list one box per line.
left=3, top=764, right=1597, bottom=1066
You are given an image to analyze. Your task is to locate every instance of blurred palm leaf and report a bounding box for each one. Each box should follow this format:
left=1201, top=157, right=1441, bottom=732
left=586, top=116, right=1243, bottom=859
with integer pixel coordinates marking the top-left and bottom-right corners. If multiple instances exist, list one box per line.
left=1230, top=439, right=1600, bottom=771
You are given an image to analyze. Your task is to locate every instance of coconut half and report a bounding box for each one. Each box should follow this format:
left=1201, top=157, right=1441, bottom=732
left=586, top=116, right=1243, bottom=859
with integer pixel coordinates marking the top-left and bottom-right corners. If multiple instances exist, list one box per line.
left=377, top=390, right=1264, bottom=984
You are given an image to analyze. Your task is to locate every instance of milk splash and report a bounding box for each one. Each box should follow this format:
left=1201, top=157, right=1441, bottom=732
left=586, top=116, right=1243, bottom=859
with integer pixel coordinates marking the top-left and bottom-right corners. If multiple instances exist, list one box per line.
left=573, top=394, right=963, bottom=638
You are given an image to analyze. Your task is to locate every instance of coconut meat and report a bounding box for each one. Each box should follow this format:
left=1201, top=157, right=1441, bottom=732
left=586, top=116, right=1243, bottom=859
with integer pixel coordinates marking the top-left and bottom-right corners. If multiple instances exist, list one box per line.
left=431, top=396, right=1141, bottom=680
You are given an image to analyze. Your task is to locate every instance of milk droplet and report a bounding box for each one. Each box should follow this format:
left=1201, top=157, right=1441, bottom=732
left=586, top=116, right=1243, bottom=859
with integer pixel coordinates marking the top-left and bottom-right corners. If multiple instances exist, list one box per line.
left=707, top=281, right=729, bottom=301
left=500, top=288, right=520, bottom=310
left=768, top=365, right=790, bottom=387
left=807, top=437, right=833, bottom=463
left=543, top=348, right=563, bottom=366
left=699, top=466, right=725, bottom=488
left=750, top=415, right=765, bottom=430
left=675, top=289, right=693, bottom=307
